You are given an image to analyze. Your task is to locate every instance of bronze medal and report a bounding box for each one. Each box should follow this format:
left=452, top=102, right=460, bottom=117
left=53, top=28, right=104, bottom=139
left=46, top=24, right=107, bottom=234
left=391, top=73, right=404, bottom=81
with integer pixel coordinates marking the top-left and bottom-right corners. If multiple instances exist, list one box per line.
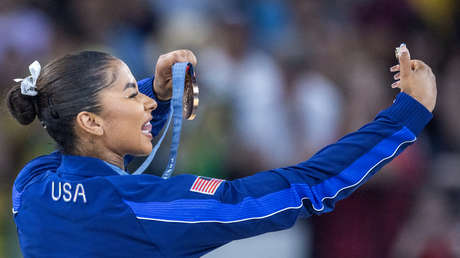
left=183, top=65, right=199, bottom=120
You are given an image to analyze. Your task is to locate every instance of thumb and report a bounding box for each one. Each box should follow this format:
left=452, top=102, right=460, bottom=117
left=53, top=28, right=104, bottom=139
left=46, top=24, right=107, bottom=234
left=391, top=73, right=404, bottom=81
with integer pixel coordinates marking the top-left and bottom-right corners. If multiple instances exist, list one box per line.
left=398, top=44, right=411, bottom=79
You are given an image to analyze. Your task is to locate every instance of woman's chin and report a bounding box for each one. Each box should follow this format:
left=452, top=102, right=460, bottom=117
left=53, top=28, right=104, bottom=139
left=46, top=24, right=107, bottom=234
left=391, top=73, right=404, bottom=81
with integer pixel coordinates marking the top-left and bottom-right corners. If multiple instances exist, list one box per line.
left=140, top=143, right=153, bottom=155
left=128, top=142, right=153, bottom=156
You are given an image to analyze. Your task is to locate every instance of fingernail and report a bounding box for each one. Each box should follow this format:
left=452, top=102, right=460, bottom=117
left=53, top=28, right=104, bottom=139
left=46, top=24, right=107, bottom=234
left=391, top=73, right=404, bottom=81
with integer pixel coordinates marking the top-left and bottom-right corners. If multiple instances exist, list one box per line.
left=400, top=43, right=407, bottom=52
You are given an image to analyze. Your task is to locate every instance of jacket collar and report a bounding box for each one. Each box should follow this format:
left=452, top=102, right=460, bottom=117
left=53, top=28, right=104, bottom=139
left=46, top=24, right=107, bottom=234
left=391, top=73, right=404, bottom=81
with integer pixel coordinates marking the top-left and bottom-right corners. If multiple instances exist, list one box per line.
left=57, top=154, right=124, bottom=177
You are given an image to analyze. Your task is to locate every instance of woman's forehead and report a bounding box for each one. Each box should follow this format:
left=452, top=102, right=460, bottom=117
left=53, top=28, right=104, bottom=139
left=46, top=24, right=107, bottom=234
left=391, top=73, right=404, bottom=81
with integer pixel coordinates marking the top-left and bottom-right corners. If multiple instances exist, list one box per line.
left=111, top=61, right=136, bottom=89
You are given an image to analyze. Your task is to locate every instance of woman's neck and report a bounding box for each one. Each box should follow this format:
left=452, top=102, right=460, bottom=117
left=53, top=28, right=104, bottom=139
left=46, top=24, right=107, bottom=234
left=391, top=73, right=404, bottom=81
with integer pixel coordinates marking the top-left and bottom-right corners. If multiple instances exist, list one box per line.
left=73, top=142, right=125, bottom=170
left=98, top=152, right=124, bottom=170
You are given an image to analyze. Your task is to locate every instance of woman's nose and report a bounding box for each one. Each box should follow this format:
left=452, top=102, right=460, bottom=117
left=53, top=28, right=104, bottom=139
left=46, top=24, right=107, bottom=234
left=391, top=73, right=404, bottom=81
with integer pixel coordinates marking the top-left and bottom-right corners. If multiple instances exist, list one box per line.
left=144, top=95, right=157, bottom=112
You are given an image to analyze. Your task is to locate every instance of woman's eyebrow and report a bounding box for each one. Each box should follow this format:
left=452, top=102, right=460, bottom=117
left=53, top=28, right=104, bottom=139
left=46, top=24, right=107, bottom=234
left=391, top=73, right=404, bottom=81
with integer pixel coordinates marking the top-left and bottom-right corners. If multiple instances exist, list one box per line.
left=123, top=82, right=137, bottom=91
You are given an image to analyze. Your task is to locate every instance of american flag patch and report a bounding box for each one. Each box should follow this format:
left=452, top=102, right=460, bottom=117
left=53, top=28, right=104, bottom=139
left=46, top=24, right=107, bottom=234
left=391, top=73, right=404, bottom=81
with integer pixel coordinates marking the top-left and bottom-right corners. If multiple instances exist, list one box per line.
left=190, top=177, right=224, bottom=195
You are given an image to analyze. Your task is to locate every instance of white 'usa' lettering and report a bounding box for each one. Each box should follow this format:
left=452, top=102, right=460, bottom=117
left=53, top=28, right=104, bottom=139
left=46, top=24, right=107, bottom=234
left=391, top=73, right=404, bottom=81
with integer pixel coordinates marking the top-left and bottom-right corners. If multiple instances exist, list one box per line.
left=51, top=181, right=87, bottom=203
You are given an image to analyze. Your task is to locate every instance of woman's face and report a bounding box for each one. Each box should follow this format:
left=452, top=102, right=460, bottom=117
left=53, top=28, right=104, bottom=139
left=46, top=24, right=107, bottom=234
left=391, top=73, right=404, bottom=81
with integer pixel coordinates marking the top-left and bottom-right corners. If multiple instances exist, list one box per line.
left=97, top=60, right=157, bottom=157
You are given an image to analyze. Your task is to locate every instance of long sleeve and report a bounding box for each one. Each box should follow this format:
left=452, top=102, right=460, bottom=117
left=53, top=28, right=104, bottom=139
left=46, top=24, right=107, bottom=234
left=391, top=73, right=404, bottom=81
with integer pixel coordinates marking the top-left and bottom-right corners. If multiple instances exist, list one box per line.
left=108, top=93, right=432, bottom=257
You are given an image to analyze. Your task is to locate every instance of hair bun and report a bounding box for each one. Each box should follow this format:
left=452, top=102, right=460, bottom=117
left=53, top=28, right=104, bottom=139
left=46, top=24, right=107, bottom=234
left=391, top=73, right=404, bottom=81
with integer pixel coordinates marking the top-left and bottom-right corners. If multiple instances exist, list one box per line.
left=7, top=84, right=38, bottom=125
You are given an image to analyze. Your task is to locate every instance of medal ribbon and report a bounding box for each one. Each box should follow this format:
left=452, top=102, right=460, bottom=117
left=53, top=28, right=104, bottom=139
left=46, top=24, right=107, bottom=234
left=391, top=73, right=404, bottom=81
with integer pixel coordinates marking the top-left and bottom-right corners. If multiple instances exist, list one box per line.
left=133, top=62, right=191, bottom=178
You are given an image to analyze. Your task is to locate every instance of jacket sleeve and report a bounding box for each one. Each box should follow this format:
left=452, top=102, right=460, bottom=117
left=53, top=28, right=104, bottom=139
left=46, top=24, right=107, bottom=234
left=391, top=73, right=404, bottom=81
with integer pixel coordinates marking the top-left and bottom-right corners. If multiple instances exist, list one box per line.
left=109, top=93, right=432, bottom=257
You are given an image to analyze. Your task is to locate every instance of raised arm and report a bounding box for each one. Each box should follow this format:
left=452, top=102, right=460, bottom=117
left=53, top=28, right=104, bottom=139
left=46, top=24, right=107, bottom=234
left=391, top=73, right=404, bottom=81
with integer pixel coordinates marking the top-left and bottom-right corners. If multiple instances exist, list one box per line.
left=113, top=93, right=429, bottom=254
left=110, top=45, right=436, bottom=257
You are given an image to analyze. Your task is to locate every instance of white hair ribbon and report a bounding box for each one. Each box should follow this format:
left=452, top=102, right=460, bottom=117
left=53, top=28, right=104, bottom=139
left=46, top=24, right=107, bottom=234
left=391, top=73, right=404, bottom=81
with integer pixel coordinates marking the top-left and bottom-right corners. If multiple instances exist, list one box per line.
left=13, top=61, right=41, bottom=96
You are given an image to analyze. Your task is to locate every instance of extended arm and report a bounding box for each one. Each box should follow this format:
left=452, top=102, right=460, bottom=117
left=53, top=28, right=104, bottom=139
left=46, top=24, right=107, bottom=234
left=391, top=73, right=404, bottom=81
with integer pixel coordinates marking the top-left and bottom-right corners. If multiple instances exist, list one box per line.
left=110, top=93, right=431, bottom=256
left=111, top=45, right=436, bottom=257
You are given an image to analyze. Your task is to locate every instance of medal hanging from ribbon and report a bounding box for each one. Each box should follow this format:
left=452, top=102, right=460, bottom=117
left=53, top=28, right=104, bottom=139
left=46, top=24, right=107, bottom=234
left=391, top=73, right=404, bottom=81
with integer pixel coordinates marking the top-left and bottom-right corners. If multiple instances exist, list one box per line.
left=133, top=62, right=198, bottom=178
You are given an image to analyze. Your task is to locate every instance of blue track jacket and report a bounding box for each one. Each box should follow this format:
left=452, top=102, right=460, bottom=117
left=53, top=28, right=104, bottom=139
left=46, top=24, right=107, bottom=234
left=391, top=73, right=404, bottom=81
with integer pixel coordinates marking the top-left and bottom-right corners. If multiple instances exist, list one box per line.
left=12, top=77, right=432, bottom=257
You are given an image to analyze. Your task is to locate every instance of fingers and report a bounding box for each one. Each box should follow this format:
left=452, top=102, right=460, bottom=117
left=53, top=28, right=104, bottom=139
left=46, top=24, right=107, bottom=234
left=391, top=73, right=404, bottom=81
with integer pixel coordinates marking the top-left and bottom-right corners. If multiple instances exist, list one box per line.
left=391, top=44, right=413, bottom=90
left=159, top=49, right=197, bottom=67
left=391, top=60, right=427, bottom=73
left=390, top=60, right=429, bottom=88
left=398, top=44, right=411, bottom=79
left=390, top=64, right=400, bottom=72
left=390, top=63, right=400, bottom=88
left=183, top=50, right=197, bottom=67
left=172, top=49, right=197, bottom=66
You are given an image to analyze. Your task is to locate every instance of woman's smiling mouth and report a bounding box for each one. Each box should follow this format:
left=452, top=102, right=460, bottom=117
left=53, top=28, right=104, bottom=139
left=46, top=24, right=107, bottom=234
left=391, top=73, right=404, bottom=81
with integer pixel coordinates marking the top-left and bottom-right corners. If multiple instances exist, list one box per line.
left=141, top=121, right=153, bottom=138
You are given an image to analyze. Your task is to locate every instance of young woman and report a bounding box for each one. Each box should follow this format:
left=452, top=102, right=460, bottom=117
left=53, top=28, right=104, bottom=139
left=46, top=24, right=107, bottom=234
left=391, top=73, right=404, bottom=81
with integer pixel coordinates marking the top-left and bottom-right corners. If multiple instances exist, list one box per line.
left=8, top=45, right=436, bottom=257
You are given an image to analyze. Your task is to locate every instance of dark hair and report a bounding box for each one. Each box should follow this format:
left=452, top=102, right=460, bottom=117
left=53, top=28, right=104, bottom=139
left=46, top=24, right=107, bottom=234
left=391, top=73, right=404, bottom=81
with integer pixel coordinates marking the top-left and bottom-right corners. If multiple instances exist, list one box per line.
left=7, top=51, right=118, bottom=154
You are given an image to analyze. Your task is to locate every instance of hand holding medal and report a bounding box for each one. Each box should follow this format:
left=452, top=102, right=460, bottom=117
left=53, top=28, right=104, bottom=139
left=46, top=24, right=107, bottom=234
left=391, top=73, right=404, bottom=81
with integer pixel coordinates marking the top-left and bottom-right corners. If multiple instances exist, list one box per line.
left=153, top=49, right=198, bottom=102
left=134, top=50, right=199, bottom=177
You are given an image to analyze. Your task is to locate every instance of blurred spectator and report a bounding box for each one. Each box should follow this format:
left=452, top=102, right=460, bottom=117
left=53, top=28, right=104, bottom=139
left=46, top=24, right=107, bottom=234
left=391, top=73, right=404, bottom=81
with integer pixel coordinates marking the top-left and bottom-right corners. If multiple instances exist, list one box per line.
left=290, top=70, right=343, bottom=155
left=312, top=143, right=429, bottom=258
left=0, top=4, right=52, bottom=63
left=0, top=3, right=53, bottom=86
left=391, top=153, right=460, bottom=258
left=199, top=13, right=295, bottom=175
left=437, top=55, right=460, bottom=151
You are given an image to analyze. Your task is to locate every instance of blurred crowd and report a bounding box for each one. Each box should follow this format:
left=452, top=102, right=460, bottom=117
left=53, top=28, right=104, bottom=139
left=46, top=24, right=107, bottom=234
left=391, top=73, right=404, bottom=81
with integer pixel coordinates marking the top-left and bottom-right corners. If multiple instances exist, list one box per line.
left=1, top=0, right=460, bottom=257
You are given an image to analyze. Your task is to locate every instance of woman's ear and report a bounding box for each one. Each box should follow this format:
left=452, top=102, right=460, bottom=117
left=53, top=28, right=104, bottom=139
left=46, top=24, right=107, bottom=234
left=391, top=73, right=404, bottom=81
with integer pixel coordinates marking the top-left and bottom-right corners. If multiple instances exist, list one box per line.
left=75, top=111, right=104, bottom=136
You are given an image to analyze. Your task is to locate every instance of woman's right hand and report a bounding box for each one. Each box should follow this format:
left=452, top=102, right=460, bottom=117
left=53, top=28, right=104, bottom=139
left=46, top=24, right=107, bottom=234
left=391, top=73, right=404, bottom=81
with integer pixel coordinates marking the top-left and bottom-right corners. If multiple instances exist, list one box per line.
left=390, top=44, right=437, bottom=112
left=153, top=50, right=198, bottom=101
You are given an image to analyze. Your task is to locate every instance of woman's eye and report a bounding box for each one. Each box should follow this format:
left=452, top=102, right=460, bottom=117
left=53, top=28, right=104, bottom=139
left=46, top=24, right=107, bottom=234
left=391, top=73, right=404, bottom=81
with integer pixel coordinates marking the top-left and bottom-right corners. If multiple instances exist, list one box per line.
left=128, top=92, right=139, bottom=98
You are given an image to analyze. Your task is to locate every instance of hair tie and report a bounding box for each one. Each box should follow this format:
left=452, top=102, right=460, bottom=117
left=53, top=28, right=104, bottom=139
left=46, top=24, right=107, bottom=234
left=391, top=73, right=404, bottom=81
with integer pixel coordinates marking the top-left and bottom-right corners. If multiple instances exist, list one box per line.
left=13, top=61, right=41, bottom=96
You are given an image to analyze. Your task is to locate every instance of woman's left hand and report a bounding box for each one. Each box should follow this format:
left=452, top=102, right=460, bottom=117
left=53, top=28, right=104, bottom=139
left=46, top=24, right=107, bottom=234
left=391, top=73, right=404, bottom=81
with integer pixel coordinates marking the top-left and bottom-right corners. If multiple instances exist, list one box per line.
left=153, top=49, right=198, bottom=101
